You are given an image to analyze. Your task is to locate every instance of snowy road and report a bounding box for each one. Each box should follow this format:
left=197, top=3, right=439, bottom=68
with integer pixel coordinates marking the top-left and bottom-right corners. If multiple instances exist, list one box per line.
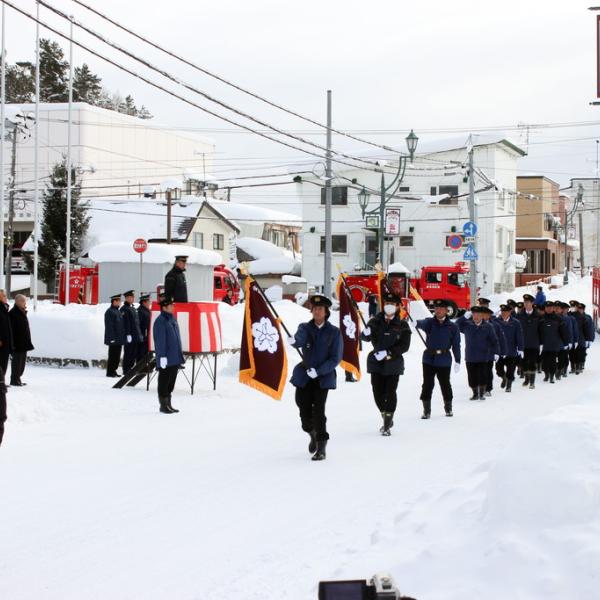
left=2, top=339, right=600, bottom=600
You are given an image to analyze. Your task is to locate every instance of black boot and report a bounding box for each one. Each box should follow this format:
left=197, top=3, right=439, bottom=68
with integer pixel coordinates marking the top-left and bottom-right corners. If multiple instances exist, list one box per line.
left=522, top=374, right=530, bottom=386
left=159, top=396, right=173, bottom=414
left=500, top=376, right=507, bottom=389
left=506, top=379, right=513, bottom=393
left=381, top=413, right=394, bottom=435
left=478, top=386, right=487, bottom=400
left=421, top=400, right=431, bottom=420
left=529, top=373, right=536, bottom=389
left=312, top=440, right=327, bottom=461
left=308, top=430, right=317, bottom=454
left=444, top=402, right=453, bottom=417
left=470, top=387, right=478, bottom=400
left=543, top=372, right=549, bottom=382
left=167, top=395, right=179, bottom=413
left=549, top=373, right=555, bottom=384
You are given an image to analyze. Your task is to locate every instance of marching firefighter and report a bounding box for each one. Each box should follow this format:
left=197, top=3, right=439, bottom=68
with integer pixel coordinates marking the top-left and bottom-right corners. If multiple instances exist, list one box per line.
left=361, top=293, right=412, bottom=435
left=480, top=305, right=506, bottom=396
left=573, top=302, right=595, bottom=373
left=555, top=302, right=574, bottom=379
left=416, top=299, right=461, bottom=419
left=516, top=294, right=543, bottom=389
left=290, top=295, right=343, bottom=460
left=456, top=306, right=500, bottom=400
left=104, top=293, right=124, bottom=378
left=136, top=293, right=152, bottom=363
left=568, top=300, right=581, bottom=373
left=539, top=301, right=569, bottom=383
left=495, top=304, right=524, bottom=392
left=0, top=289, right=13, bottom=377
left=120, top=290, right=143, bottom=374
left=153, top=297, right=184, bottom=414
left=164, top=255, right=189, bottom=302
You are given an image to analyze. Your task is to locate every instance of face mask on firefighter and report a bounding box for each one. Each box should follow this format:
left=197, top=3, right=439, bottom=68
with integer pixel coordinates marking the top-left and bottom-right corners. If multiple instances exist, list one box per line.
left=383, top=304, right=397, bottom=316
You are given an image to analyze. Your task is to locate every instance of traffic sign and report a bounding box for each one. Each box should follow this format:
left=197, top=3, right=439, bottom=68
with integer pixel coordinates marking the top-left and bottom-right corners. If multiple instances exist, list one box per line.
left=462, top=221, right=478, bottom=237
left=463, top=243, right=478, bottom=261
left=447, top=234, right=463, bottom=250
left=133, top=238, right=148, bottom=253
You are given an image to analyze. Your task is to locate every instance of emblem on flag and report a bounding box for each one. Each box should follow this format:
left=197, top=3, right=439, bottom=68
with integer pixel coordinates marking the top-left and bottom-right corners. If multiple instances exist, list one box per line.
left=336, top=274, right=361, bottom=381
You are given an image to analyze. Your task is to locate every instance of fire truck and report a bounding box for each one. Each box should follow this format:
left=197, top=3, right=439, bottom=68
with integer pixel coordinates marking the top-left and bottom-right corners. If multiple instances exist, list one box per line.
left=593, top=267, right=600, bottom=332
left=344, top=262, right=471, bottom=318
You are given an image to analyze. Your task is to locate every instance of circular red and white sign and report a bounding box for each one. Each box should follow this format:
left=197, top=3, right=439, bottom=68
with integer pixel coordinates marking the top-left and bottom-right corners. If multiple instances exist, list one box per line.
left=133, top=238, right=148, bottom=253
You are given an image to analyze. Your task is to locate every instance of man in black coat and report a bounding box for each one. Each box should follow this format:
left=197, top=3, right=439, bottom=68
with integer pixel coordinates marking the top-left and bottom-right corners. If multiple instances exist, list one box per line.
left=136, top=293, right=152, bottom=363
left=104, top=293, right=124, bottom=377
left=516, top=294, right=543, bottom=389
left=8, top=294, right=34, bottom=386
left=0, top=289, right=13, bottom=376
left=164, top=255, right=188, bottom=302
left=539, top=301, right=569, bottom=383
left=120, top=290, right=143, bottom=374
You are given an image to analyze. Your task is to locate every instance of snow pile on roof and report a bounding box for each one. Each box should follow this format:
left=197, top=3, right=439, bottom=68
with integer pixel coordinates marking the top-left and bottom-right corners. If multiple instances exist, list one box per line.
left=505, top=253, right=527, bottom=274
left=206, top=199, right=300, bottom=227
left=160, top=177, right=184, bottom=192
left=387, top=261, right=410, bottom=274
left=236, top=237, right=300, bottom=275
left=281, top=275, right=307, bottom=284
left=89, top=242, right=221, bottom=266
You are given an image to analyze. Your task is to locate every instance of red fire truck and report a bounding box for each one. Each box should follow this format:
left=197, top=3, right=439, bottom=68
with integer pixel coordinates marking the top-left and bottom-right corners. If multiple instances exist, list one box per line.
left=593, top=267, right=600, bottom=332
left=344, top=262, right=471, bottom=317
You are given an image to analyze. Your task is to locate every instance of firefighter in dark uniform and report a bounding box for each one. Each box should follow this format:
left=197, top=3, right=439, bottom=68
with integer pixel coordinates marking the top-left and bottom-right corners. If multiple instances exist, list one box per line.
left=416, top=298, right=461, bottom=419
left=0, top=289, right=13, bottom=376
left=361, top=293, right=412, bottom=435
left=136, top=293, right=152, bottom=363
left=120, top=290, right=143, bottom=374
left=568, top=300, right=580, bottom=373
left=516, top=294, right=542, bottom=389
left=456, top=306, right=500, bottom=400
left=104, top=293, right=125, bottom=377
left=290, top=295, right=342, bottom=461
left=480, top=305, right=506, bottom=396
left=540, top=301, right=569, bottom=383
left=164, top=255, right=188, bottom=302
left=575, top=302, right=595, bottom=372
left=495, top=304, right=524, bottom=392
left=555, top=302, right=574, bottom=380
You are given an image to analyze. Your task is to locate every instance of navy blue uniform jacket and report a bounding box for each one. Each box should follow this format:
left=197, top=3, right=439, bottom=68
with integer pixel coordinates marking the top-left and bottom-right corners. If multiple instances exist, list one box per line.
left=121, top=302, right=143, bottom=343
left=516, top=310, right=543, bottom=349
left=153, top=311, right=184, bottom=367
left=361, top=313, right=412, bottom=376
left=496, top=316, right=524, bottom=357
left=539, top=314, right=569, bottom=352
left=138, top=304, right=151, bottom=343
left=455, top=316, right=500, bottom=363
left=104, top=305, right=124, bottom=346
left=290, top=320, right=342, bottom=389
left=416, top=316, right=460, bottom=367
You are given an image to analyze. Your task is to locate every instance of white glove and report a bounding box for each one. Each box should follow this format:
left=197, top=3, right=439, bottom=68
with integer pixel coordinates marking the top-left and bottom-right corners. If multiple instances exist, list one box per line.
left=586, top=341, right=592, bottom=348
left=362, top=326, right=371, bottom=336
left=159, top=357, right=167, bottom=369
left=539, top=345, right=543, bottom=352
left=564, top=345, right=570, bottom=350
left=287, top=335, right=296, bottom=345
left=306, top=367, right=318, bottom=379
left=374, top=350, right=388, bottom=361
left=127, top=335, right=132, bottom=343
left=517, top=350, right=524, bottom=358
left=453, top=362, right=461, bottom=374
left=494, top=354, right=500, bottom=361
left=464, top=311, right=472, bottom=319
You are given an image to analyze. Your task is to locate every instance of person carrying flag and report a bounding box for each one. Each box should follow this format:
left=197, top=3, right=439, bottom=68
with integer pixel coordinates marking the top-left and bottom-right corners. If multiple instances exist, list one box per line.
left=361, top=293, right=412, bottom=435
left=416, top=298, right=461, bottom=419
left=289, top=295, right=343, bottom=461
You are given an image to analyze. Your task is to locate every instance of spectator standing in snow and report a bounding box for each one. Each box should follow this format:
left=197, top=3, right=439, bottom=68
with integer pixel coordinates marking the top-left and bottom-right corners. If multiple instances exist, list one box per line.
left=8, top=295, right=34, bottom=386
left=0, top=368, right=6, bottom=446
left=0, top=289, right=13, bottom=377
left=361, top=293, right=412, bottom=435
left=164, top=255, right=188, bottom=302
left=104, top=293, right=125, bottom=378
left=289, top=295, right=343, bottom=460
left=416, top=299, right=461, bottom=419
left=153, top=297, right=184, bottom=414
left=120, top=290, right=143, bottom=374
left=136, top=293, right=152, bottom=363
left=534, top=285, right=546, bottom=307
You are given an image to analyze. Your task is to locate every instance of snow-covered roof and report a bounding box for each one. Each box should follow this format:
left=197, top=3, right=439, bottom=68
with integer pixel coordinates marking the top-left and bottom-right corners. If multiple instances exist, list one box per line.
left=387, top=261, right=410, bottom=274
left=89, top=242, right=221, bottom=265
left=237, top=237, right=301, bottom=275
left=205, top=199, right=301, bottom=227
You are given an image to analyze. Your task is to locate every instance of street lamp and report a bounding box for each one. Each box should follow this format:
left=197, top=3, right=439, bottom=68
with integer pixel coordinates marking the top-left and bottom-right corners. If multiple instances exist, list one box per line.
left=357, top=186, right=370, bottom=217
left=405, top=129, right=419, bottom=161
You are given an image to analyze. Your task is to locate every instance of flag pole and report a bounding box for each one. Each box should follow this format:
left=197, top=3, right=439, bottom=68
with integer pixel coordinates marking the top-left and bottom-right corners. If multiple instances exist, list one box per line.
left=335, top=268, right=368, bottom=328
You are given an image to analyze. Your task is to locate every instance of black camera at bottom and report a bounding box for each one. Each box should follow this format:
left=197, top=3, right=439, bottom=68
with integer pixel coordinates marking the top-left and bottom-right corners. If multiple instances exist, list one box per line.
left=318, top=573, right=416, bottom=600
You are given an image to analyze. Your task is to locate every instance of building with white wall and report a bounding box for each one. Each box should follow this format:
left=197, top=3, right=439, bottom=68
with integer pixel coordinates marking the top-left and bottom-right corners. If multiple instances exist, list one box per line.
left=296, top=136, right=526, bottom=295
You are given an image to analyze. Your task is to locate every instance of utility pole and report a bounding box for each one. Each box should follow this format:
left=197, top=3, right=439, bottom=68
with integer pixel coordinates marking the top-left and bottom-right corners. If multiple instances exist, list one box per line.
left=0, top=3, right=6, bottom=288
left=579, top=211, right=585, bottom=274
left=166, top=189, right=172, bottom=243
left=4, top=127, right=17, bottom=297
left=33, top=0, right=40, bottom=310
left=468, top=136, right=477, bottom=306
left=378, top=173, right=385, bottom=269
left=323, top=90, right=332, bottom=298
left=65, top=16, right=74, bottom=305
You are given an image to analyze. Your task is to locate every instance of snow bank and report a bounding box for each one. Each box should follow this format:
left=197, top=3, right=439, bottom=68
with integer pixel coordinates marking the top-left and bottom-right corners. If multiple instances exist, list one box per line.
left=237, top=237, right=301, bottom=275
left=89, top=242, right=221, bottom=266
left=387, top=261, right=410, bottom=274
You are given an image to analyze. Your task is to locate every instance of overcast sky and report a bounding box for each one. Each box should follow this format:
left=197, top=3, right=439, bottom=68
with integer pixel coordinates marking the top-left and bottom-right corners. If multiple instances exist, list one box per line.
left=5, top=0, right=600, bottom=203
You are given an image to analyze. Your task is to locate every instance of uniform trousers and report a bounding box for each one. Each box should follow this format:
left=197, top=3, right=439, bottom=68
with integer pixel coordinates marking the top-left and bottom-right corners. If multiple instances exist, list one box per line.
left=420, top=364, right=452, bottom=407
left=157, top=365, right=179, bottom=398
left=122, top=343, right=138, bottom=374
left=370, top=372, right=400, bottom=414
left=495, top=356, right=517, bottom=381
left=486, top=360, right=495, bottom=391
left=295, top=379, right=329, bottom=441
left=0, top=374, right=6, bottom=447
left=136, top=341, right=149, bottom=363
left=522, top=348, right=539, bottom=373
left=10, top=351, right=27, bottom=385
left=574, top=344, right=587, bottom=366
left=0, top=348, right=10, bottom=376
left=557, top=349, right=570, bottom=372
left=106, top=345, right=122, bottom=376
left=569, top=347, right=578, bottom=370
left=466, top=362, right=487, bottom=388
left=542, top=350, right=558, bottom=376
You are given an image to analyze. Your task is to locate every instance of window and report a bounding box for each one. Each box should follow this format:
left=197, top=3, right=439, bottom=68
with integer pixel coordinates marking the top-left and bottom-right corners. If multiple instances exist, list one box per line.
left=213, top=233, right=224, bottom=250
left=399, top=235, right=414, bottom=247
left=430, top=186, right=437, bottom=196
left=270, top=229, right=285, bottom=247
left=398, top=186, right=410, bottom=192
left=320, top=235, right=347, bottom=253
left=426, top=271, right=443, bottom=284
left=505, top=231, right=513, bottom=257
left=438, top=185, right=459, bottom=205
left=214, top=276, right=223, bottom=290
left=544, top=213, right=554, bottom=232
left=320, top=186, right=348, bottom=205
left=497, top=190, right=505, bottom=210
left=496, top=228, right=503, bottom=257
left=552, top=253, right=556, bottom=270
left=193, top=232, right=203, bottom=249
left=366, top=237, right=378, bottom=252
left=448, top=272, right=467, bottom=287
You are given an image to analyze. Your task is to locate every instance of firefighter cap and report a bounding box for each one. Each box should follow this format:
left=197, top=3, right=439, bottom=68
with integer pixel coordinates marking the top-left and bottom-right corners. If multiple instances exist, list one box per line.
left=160, top=297, right=174, bottom=308
left=569, top=300, right=579, bottom=307
left=175, top=255, right=188, bottom=262
left=523, top=294, right=535, bottom=302
left=382, top=292, right=402, bottom=304
left=481, top=306, right=494, bottom=314
left=139, top=293, right=151, bottom=302
left=309, top=294, right=332, bottom=308
left=470, top=305, right=484, bottom=313
left=517, top=301, right=524, bottom=309
left=123, top=290, right=135, bottom=297
left=543, top=300, right=555, bottom=308
left=578, top=302, right=586, bottom=309
left=506, top=299, right=517, bottom=307
left=110, top=293, right=121, bottom=301
left=499, top=304, right=511, bottom=312
left=432, top=298, right=449, bottom=308
left=477, top=297, right=491, bottom=306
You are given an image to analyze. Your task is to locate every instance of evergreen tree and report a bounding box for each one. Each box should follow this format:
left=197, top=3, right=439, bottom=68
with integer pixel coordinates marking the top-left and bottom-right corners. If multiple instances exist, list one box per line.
left=73, top=63, right=102, bottom=105
left=118, top=94, right=138, bottom=116
left=5, top=61, right=34, bottom=103
left=38, top=159, right=90, bottom=288
left=39, top=39, right=68, bottom=103
left=137, top=105, right=153, bottom=120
